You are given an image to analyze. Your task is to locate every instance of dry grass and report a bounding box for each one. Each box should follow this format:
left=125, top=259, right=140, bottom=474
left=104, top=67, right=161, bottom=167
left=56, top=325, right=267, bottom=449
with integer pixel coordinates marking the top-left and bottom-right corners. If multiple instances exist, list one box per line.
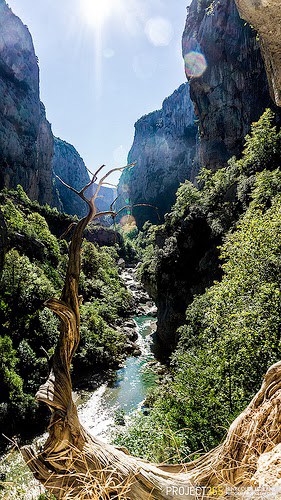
left=23, top=442, right=134, bottom=500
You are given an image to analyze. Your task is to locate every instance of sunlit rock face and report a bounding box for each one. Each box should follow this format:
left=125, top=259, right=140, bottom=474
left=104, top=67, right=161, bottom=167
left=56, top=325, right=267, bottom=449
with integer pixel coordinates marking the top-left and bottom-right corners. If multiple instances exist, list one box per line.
left=0, top=0, right=111, bottom=219
left=182, top=0, right=273, bottom=169
left=53, top=138, right=115, bottom=219
left=145, top=0, right=275, bottom=355
left=234, top=0, right=281, bottom=106
left=117, top=84, right=198, bottom=228
left=0, top=0, right=54, bottom=205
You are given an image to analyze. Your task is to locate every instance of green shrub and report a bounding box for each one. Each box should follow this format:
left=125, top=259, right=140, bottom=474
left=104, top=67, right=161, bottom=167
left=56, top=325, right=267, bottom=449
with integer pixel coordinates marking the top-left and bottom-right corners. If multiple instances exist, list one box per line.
left=0, top=189, right=132, bottom=445
left=75, top=303, right=126, bottom=370
left=116, top=110, right=281, bottom=462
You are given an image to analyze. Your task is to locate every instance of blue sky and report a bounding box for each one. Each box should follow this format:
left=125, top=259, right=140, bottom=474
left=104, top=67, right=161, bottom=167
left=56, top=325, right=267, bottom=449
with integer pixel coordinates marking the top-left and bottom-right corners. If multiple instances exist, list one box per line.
left=7, top=0, right=190, bottom=183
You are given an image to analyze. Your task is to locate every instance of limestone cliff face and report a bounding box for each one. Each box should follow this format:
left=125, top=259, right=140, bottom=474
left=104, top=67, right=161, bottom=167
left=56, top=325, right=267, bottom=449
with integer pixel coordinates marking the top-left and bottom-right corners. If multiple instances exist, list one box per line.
left=0, top=0, right=54, bottom=205
left=182, top=0, right=273, bottom=169
left=118, top=84, right=198, bottom=227
left=53, top=138, right=91, bottom=218
left=0, top=1, right=113, bottom=219
left=53, top=138, right=114, bottom=218
left=234, top=0, right=281, bottom=106
left=146, top=0, right=276, bottom=355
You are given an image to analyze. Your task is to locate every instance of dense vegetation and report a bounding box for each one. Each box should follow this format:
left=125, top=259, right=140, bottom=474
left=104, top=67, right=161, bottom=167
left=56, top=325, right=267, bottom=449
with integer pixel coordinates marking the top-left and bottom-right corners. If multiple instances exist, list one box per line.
left=0, top=187, right=133, bottom=449
left=115, top=109, right=281, bottom=462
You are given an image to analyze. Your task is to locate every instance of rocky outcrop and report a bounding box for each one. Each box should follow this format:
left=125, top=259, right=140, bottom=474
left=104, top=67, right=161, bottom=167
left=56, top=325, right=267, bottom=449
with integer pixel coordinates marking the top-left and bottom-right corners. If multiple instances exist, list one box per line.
left=117, top=84, right=198, bottom=227
left=85, top=225, right=122, bottom=247
left=182, top=0, right=273, bottom=169
left=53, top=138, right=91, bottom=218
left=143, top=214, right=222, bottom=358
left=0, top=0, right=54, bottom=205
left=53, top=138, right=115, bottom=218
left=234, top=0, right=281, bottom=107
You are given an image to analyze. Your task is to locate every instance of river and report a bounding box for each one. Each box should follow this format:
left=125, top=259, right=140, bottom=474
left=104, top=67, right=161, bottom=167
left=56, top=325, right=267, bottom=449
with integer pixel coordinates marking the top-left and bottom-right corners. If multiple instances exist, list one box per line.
left=78, top=314, right=157, bottom=441
left=0, top=266, right=158, bottom=498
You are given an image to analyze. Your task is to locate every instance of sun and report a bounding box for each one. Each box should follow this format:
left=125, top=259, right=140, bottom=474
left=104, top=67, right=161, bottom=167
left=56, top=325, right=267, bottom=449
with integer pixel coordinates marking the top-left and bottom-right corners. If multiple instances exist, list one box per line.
left=80, top=0, right=120, bottom=28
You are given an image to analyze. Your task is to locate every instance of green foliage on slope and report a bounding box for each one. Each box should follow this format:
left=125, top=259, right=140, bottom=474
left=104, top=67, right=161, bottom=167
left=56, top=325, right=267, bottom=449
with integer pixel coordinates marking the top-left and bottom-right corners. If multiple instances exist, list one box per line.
left=115, top=109, right=281, bottom=461
left=0, top=187, right=133, bottom=448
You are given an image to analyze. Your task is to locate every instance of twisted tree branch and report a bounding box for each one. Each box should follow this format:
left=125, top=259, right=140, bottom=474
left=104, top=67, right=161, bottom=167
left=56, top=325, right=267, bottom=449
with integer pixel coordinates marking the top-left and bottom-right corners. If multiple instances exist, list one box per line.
left=22, top=165, right=281, bottom=499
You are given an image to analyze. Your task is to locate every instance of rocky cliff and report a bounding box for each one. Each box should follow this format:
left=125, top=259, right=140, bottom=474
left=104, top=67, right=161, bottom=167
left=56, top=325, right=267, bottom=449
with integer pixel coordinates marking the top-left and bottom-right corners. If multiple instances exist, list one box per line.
left=118, top=84, right=198, bottom=227
left=0, top=0, right=54, bottom=205
left=182, top=0, right=273, bottom=169
left=0, top=1, right=114, bottom=219
left=145, top=0, right=278, bottom=356
left=234, top=0, right=281, bottom=106
left=148, top=214, right=222, bottom=358
left=53, top=138, right=91, bottom=218
left=53, top=138, right=115, bottom=219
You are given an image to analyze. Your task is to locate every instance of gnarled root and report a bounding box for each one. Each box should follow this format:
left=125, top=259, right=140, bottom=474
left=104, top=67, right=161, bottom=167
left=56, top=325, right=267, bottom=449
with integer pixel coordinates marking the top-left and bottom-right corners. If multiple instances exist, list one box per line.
left=22, top=362, right=281, bottom=499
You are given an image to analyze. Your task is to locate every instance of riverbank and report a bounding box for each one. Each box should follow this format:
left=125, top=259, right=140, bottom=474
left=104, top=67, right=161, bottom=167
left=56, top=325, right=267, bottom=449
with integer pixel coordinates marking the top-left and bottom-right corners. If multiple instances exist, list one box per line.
left=78, top=314, right=157, bottom=441
left=0, top=264, right=159, bottom=499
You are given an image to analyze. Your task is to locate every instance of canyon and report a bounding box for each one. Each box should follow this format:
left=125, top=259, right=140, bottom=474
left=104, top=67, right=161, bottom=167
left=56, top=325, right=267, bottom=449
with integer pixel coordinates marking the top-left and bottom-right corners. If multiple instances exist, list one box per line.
left=117, top=83, right=198, bottom=227
left=137, top=0, right=280, bottom=353
left=0, top=0, right=114, bottom=219
left=0, top=0, right=281, bottom=495
left=118, top=0, right=274, bottom=229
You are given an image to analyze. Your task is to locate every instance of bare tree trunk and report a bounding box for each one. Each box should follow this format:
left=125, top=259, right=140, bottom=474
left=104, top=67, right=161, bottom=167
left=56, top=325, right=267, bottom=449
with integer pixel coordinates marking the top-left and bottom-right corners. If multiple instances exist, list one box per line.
left=21, top=169, right=281, bottom=499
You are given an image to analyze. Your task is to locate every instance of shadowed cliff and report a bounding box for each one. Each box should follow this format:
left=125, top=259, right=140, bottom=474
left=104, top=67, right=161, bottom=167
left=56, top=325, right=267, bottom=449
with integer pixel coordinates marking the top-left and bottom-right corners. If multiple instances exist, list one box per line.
left=182, top=0, right=273, bottom=169
left=118, top=83, right=198, bottom=227
left=0, top=0, right=114, bottom=219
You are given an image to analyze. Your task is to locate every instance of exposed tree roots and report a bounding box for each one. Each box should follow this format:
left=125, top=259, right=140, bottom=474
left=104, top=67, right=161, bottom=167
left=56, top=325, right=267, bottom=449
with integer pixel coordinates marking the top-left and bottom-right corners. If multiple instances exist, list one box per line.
left=21, top=168, right=281, bottom=498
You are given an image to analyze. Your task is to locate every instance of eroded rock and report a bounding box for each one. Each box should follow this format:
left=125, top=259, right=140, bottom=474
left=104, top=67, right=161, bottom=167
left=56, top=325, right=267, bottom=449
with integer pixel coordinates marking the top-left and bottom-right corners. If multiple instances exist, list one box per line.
left=182, top=0, right=273, bottom=169
left=235, top=0, right=281, bottom=106
left=0, top=0, right=54, bottom=205
left=117, top=84, right=198, bottom=227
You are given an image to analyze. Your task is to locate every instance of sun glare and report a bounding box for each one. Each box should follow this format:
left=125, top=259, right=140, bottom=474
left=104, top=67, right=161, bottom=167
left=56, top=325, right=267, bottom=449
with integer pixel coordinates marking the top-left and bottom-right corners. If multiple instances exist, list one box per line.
left=80, top=0, right=120, bottom=28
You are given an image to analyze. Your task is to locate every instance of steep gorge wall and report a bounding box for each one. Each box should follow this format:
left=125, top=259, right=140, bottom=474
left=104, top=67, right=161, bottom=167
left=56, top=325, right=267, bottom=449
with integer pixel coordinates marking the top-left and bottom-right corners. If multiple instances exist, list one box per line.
left=150, top=0, right=277, bottom=354
left=0, top=0, right=114, bottom=219
left=234, top=0, right=281, bottom=106
left=53, top=138, right=115, bottom=218
left=0, top=0, right=54, bottom=206
left=118, top=84, right=198, bottom=227
left=53, top=138, right=91, bottom=218
left=182, top=0, right=273, bottom=169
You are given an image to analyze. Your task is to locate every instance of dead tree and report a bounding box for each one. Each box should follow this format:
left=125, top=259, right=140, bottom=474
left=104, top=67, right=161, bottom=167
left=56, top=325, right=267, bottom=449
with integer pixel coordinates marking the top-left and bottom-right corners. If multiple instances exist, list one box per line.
left=22, top=167, right=281, bottom=499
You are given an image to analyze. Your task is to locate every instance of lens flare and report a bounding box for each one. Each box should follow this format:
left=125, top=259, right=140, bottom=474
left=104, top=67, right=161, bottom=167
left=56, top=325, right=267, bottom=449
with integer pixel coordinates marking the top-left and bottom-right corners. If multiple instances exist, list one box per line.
left=120, top=214, right=137, bottom=232
left=80, top=0, right=118, bottom=28
left=184, top=51, right=207, bottom=78
left=145, top=17, right=173, bottom=47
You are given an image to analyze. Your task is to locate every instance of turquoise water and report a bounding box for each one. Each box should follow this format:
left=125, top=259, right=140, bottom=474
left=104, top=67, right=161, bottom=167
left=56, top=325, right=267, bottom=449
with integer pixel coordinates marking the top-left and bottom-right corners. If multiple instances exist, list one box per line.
left=78, top=315, right=157, bottom=439
left=0, top=316, right=157, bottom=498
